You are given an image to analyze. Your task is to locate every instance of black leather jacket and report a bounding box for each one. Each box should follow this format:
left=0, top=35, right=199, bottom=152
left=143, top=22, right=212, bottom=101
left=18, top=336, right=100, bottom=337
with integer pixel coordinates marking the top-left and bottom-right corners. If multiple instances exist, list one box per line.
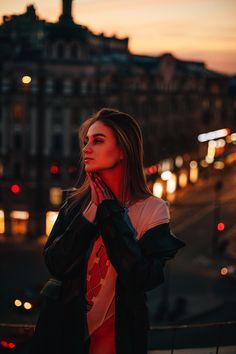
left=30, top=199, right=185, bottom=354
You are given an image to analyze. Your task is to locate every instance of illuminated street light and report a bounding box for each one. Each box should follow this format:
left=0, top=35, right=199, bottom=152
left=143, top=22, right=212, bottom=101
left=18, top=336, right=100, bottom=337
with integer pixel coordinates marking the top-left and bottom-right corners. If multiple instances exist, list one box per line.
left=197, top=128, right=230, bottom=142
left=24, top=302, right=32, bottom=310
left=175, top=155, right=183, bottom=168
left=22, top=75, right=32, bottom=84
left=14, top=299, right=22, bottom=307
left=220, top=267, right=228, bottom=276
left=215, top=139, right=226, bottom=148
left=161, top=170, right=172, bottom=181
left=200, top=160, right=208, bottom=168
left=231, top=133, right=236, bottom=144
left=214, top=161, right=225, bottom=170
left=189, top=160, right=198, bottom=183
left=166, top=173, right=177, bottom=194
left=153, top=181, right=163, bottom=198
left=179, top=171, right=188, bottom=188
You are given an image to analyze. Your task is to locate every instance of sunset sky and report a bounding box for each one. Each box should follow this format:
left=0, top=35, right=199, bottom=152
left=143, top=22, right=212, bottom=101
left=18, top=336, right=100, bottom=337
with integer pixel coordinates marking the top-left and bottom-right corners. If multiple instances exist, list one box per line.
left=1, top=0, right=236, bottom=74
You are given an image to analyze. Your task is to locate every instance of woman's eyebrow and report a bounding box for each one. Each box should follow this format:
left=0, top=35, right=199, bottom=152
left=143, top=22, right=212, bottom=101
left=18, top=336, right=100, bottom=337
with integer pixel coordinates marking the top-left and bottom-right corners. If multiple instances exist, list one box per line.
left=85, top=133, right=106, bottom=140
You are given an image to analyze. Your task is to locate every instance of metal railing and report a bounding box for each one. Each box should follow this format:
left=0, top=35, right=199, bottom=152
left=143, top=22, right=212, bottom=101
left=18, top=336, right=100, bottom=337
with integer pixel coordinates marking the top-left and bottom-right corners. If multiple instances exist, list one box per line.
left=1, top=320, right=236, bottom=353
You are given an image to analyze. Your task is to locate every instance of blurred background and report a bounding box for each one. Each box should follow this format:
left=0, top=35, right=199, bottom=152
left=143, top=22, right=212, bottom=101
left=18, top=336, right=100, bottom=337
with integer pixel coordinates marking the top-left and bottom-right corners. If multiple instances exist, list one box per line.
left=0, top=0, right=236, bottom=353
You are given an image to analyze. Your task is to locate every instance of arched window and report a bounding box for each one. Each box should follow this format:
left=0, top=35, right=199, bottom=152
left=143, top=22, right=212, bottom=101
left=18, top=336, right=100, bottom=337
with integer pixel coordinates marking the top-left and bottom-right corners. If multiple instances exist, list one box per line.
left=70, top=43, right=79, bottom=59
left=57, top=42, right=65, bottom=59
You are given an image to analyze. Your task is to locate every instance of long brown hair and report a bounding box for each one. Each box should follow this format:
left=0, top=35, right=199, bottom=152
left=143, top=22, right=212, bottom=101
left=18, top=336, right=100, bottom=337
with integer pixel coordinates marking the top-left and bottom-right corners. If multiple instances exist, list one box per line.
left=64, top=108, right=152, bottom=213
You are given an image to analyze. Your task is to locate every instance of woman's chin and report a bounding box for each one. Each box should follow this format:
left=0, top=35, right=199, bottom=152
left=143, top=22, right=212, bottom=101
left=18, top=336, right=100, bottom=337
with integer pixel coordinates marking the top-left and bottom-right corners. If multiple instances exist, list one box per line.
left=85, top=165, right=98, bottom=172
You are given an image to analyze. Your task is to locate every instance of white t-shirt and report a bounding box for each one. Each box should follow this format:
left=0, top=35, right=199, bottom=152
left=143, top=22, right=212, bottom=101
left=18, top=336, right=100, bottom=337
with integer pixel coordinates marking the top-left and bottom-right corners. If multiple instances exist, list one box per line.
left=83, top=196, right=170, bottom=337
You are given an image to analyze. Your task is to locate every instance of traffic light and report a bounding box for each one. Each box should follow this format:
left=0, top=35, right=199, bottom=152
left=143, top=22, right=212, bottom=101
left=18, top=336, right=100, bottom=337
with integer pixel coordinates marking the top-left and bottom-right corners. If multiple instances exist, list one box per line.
left=50, top=164, right=60, bottom=178
left=217, top=222, right=225, bottom=232
left=216, top=221, right=228, bottom=255
left=11, top=184, right=20, bottom=194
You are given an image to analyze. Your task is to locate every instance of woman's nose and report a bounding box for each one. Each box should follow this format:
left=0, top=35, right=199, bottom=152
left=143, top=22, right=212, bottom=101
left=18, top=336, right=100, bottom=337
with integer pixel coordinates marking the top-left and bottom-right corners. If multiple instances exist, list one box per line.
left=82, top=144, right=92, bottom=153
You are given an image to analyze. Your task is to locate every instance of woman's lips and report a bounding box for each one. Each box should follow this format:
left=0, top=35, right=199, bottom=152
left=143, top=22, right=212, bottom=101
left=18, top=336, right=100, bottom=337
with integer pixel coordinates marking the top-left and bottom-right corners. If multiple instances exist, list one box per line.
left=84, top=158, right=93, bottom=163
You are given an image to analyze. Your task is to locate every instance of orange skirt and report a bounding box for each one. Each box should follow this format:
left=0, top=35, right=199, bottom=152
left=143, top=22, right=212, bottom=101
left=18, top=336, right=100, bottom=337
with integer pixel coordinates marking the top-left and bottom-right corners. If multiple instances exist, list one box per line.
left=88, top=315, right=116, bottom=354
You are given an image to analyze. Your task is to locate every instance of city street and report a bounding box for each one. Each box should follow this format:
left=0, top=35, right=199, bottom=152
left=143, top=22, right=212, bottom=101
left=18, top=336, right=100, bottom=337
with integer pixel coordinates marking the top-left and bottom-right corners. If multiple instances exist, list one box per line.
left=148, top=165, right=236, bottom=327
left=0, top=166, right=236, bottom=332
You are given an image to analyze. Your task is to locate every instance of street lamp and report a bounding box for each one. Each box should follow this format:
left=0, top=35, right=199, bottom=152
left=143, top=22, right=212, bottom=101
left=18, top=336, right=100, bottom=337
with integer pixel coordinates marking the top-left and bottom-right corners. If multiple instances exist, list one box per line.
left=21, top=75, right=32, bottom=84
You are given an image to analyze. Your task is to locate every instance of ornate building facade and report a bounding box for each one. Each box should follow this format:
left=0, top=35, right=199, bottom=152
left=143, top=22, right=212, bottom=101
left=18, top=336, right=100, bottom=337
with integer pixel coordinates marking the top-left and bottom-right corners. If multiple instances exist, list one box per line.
left=0, top=0, right=235, bottom=238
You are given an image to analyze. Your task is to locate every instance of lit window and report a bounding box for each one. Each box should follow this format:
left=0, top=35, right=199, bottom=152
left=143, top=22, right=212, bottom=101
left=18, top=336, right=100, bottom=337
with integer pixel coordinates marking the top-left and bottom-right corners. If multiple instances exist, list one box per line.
left=10, top=211, right=29, bottom=220
left=10, top=210, right=29, bottom=236
left=13, top=103, right=23, bottom=120
left=0, top=210, right=5, bottom=234
left=46, top=211, right=59, bottom=236
left=0, top=161, right=3, bottom=177
left=50, top=187, right=62, bottom=206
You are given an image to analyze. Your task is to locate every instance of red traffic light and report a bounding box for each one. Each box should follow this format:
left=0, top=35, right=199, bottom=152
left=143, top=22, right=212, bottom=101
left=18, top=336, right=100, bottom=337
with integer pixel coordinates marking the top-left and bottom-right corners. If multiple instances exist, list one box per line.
left=11, top=184, right=20, bottom=194
left=217, top=222, right=225, bottom=232
left=0, top=340, right=15, bottom=349
left=50, top=164, right=60, bottom=174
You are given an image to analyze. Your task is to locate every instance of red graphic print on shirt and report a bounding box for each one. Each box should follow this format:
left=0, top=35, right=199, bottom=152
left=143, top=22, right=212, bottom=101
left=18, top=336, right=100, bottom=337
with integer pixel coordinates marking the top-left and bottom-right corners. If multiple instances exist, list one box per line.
left=86, top=243, right=110, bottom=312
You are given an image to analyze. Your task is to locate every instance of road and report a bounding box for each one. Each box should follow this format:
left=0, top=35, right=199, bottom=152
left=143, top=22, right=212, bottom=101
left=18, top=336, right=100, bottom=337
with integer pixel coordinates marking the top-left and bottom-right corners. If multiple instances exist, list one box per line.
left=148, top=164, right=236, bottom=326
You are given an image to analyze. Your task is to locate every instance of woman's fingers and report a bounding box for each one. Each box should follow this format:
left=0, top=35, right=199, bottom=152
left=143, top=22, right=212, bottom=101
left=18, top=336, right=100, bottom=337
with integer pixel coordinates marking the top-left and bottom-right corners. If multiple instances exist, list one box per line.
left=87, top=172, right=114, bottom=204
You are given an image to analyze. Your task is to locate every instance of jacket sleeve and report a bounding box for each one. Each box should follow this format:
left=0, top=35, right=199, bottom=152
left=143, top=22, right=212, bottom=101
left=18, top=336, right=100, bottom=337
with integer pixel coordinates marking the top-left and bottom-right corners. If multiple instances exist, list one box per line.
left=96, top=199, right=185, bottom=292
left=43, top=201, right=98, bottom=280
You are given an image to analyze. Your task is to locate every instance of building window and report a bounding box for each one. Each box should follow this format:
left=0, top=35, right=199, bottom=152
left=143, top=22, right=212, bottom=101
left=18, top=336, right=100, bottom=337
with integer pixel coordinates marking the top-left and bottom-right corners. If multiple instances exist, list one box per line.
left=55, top=79, right=63, bottom=95
left=0, top=210, right=5, bottom=234
left=74, top=80, right=81, bottom=95
left=71, top=132, right=79, bottom=152
left=63, top=79, right=72, bottom=95
left=45, top=78, right=54, bottom=94
left=51, top=134, right=63, bottom=154
left=14, top=133, right=22, bottom=150
left=71, top=107, right=80, bottom=126
left=0, top=161, right=3, bottom=177
left=13, top=103, right=23, bottom=120
left=52, top=107, right=63, bottom=126
left=202, top=99, right=210, bottom=110
left=50, top=187, right=62, bottom=206
left=215, top=99, right=222, bottom=110
left=46, top=211, right=58, bottom=236
left=70, top=43, right=79, bottom=58
left=10, top=211, right=29, bottom=236
left=57, top=42, right=65, bottom=59
left=13, top=162, right=22, bottom=179
left=1, top=78, right=11, bottom=93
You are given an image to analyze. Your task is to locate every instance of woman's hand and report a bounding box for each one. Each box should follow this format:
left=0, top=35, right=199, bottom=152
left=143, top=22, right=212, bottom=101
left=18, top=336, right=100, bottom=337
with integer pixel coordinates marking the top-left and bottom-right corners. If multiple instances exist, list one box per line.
left=87, top=172, right=115, bottom=205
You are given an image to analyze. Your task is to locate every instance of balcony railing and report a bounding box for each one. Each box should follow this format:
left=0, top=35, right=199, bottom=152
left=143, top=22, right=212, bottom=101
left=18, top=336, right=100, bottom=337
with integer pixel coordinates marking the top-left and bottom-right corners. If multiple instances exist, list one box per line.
left=1, top=320, right=236, bottom=353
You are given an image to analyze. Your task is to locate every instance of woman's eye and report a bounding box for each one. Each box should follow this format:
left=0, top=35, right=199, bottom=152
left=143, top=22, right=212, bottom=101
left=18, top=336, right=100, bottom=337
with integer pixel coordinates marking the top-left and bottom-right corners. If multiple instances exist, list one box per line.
left=94, top=139, right=103, bottom=144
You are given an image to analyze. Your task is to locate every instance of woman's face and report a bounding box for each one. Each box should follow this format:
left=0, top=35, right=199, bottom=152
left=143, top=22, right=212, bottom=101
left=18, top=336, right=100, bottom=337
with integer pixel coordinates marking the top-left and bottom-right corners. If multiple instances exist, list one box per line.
left=82, top=121, right=124, bottom=172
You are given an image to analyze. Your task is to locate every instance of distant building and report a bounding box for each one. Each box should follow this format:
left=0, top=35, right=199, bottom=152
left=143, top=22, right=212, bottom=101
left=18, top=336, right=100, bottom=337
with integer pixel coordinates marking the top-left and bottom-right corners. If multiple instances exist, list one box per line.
left=0, top=0, right=234, bottom=238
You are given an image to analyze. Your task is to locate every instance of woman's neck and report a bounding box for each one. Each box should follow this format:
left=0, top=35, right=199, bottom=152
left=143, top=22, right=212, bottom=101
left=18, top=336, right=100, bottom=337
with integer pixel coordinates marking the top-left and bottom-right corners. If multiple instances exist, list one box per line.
left=97, top=162, right=127, bottom=203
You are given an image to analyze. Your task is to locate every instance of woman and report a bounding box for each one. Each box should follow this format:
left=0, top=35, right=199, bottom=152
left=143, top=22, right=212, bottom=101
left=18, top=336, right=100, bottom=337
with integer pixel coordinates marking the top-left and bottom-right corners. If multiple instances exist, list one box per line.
left=29, top=108, right=185, bottom=354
